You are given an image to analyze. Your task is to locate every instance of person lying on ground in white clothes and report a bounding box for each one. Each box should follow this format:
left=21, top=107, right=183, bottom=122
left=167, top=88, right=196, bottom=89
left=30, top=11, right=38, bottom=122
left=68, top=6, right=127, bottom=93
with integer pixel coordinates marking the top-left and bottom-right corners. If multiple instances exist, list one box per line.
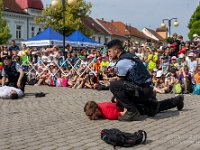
left=0, top=86, right=24, bottom=99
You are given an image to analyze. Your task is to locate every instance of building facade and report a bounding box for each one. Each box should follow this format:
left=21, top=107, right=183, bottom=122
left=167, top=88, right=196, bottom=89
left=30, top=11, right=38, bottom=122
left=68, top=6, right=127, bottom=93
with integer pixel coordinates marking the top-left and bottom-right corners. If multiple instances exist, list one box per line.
left=2, top=0, right=44, bottom=46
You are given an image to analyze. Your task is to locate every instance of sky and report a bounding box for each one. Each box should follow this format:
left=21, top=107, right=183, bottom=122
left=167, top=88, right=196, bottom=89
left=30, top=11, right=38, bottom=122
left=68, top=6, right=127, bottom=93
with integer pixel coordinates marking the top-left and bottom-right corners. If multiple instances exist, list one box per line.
left=42, top=0, right=200, bottom=40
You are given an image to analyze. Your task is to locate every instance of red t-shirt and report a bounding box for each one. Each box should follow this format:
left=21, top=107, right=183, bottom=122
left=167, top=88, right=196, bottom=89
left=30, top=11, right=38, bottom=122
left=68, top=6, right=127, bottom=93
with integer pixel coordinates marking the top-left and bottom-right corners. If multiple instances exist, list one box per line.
left=98, top=102, right=122, bottom=120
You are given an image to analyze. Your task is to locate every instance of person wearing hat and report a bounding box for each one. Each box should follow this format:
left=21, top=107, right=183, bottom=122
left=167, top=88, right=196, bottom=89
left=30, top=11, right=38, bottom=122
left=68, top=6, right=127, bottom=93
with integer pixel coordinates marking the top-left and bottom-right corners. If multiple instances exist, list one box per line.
left=171, top=56, right=178, bottom=70
left=186, top=52, right=197, bottom=74
left=169, top=43, right=177, bottom=57
left=153, top=70, right=168, bottom=94
left=177, top=54, right=186, bottom=70
left=1, top=56, right=26, bottom=92
left=192, top=34, right=199, bottom=46
left=106, top=39, right=161, bottom=121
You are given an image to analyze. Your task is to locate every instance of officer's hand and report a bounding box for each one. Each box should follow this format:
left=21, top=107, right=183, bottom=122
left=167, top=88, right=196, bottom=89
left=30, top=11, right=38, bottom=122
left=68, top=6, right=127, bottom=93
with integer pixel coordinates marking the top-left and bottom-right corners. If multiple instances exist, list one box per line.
left=17, top=81, right=21, bottom=88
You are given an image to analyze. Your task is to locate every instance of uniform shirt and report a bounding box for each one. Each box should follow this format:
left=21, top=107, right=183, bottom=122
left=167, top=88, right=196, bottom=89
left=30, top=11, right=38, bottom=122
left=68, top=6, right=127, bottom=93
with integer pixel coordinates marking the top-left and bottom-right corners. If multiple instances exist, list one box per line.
left=2, top=62, right=22, bottom=77
left=116, top=59, right=134, bottom=77
left=98, top=102, right=122, bottom=120
left=0, top=86, right=23, bottom=98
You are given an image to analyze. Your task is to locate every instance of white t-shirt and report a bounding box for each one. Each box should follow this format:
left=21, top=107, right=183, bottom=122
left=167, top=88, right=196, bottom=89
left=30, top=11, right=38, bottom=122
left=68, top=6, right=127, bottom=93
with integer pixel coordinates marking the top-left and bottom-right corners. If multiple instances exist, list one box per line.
left=187, top=60, right=197, bottom=72
left=0, top=86, right=24, bottom=99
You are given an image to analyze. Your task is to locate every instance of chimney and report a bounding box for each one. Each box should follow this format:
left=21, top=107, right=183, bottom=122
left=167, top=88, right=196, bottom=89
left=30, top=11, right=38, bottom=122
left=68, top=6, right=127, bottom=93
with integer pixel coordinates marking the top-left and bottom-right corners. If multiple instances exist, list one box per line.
left=100, top=18, right=104, bottom=21
left=111, top=20, right=114, bottom=23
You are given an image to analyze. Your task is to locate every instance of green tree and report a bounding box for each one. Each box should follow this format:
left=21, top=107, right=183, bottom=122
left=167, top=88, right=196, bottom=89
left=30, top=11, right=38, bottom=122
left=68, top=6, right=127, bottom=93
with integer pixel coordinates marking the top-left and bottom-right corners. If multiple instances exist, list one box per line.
left=34, top=0, right=93, bottom=37
left=0, top=0, right=12, bottom=44
left=188, top=4, right=200, bottom=40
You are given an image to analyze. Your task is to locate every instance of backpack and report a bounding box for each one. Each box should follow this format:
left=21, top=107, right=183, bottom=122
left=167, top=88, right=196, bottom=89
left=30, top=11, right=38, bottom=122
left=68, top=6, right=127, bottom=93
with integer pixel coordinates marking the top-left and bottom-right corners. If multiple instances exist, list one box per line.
left=193, top=84, right=200, bottom=95
left=171, top=83, right=182, bottom=94
left=101, top=128, right=147, bottom=149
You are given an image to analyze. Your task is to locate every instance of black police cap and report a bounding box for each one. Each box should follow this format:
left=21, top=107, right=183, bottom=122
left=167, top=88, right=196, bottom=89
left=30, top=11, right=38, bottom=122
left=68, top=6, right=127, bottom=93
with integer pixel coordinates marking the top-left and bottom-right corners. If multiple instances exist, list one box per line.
left=106, top=39, right=122, bottom=49
left=4, top=55, right=12, bottom=60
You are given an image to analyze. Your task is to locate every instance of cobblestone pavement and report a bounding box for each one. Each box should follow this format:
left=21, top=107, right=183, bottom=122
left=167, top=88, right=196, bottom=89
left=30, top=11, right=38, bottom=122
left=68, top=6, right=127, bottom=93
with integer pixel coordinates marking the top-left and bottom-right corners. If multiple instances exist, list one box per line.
left=0, top=86, right=200, bottom=150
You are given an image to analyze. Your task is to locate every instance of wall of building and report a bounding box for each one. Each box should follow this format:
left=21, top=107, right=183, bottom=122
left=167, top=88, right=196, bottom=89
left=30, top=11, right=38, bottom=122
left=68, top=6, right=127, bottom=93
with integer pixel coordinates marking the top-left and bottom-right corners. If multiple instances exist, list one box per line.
left=142, top=28, right=158, bottom=41
left=157, top=31, right=167, bottom=39
left=91, top=33, right=111, bottom=44
left=2, top=9, right=43, bottom=47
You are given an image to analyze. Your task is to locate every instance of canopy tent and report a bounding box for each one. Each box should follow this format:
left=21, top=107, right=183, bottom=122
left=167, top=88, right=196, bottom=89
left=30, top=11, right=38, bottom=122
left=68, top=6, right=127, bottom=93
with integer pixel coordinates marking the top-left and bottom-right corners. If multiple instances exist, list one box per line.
left=67, top=30, right=103, bottom=47
left=22, top=27, right=76, bottom=47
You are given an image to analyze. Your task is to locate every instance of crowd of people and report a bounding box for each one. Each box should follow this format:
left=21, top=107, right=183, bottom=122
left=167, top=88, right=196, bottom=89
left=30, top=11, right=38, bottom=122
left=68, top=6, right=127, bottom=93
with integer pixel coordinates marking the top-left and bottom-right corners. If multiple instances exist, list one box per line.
left=1, top=33, right=200, bottom=95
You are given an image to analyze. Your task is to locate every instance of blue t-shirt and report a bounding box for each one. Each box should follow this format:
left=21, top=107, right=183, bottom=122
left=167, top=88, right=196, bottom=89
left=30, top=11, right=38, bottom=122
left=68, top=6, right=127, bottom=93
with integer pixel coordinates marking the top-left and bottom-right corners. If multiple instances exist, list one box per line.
left=8, top=45, right=20, bottom=51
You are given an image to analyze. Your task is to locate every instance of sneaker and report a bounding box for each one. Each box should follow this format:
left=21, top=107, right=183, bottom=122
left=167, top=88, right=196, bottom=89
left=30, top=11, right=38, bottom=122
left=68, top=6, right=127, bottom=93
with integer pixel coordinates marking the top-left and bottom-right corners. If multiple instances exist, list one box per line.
left=183, top=90, right=189, bottom=94
left=118, top=109, right=140, bottom=122
left=173, top=95, right=184, bottom=111
left=147, top=100, right=160, bottom=116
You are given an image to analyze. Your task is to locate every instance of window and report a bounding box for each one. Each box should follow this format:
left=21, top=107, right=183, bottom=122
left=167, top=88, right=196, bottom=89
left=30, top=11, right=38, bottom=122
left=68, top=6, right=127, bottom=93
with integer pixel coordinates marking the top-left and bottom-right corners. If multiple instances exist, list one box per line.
left=31, top=27, right=35, bottom=37
left=92, top=36, right=95, bottom=41
left=105, top=38, right=108, bottom=44
left=16, top=25, right=21, bottom=39
left=98, top=37, right=101, bottom=43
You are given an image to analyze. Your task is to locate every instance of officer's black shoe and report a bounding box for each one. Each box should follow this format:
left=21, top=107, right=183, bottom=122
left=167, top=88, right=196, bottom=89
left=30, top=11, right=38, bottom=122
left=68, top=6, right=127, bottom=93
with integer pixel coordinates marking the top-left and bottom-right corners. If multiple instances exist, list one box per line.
left=148, top=100, right=160, bottom=117
left=118, top=109, right=140, bottom=122
left=173, top=95, right=184, bottom=111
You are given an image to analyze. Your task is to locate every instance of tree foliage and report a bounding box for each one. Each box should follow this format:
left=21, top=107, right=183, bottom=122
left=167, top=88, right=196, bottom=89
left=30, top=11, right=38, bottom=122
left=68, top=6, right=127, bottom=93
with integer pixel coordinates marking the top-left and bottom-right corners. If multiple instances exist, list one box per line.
left=34, top=0, right=93, bottom=37
left=188, top=5, right=200, bottom=40
left=0, top=0, right=12, bottom=44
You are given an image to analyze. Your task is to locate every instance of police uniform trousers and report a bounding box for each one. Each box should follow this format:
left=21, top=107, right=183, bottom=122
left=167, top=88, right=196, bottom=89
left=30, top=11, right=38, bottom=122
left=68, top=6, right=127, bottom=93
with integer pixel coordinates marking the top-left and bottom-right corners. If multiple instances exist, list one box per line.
left=7, top=74, right=26, bottom=92
left=110, top=80, right=153, bottom=112
left=110, top=80, right=180, bottom=115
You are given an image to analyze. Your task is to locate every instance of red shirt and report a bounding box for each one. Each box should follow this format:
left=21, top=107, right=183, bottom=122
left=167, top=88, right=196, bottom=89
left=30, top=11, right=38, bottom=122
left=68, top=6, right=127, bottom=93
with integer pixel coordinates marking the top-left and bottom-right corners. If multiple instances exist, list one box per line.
left=98, top=102, right=122, bottom=120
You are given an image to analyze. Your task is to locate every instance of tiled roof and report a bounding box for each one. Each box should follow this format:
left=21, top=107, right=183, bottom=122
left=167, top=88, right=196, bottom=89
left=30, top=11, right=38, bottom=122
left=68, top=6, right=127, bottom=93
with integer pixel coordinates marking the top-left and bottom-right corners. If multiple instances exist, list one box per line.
left=112, top=21, right=130, bottom=36
left=112, top=22, right=148, bottom=39
left=96, top=19, right=124, bottom=37
left=145, top=28, right=164, bottom=41
left=130, top=26, right=148, bottom=39
left=2, top=0, right=27, bottom=14
left=81, top=17, right=109, bottom=35
left=15, top=0, right=43, bottom=10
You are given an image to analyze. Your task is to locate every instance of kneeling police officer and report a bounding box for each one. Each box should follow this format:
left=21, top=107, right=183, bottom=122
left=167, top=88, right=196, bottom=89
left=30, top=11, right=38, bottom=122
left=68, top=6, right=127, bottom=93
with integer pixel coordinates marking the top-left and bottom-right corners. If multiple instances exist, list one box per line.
left=1, top=56, right=26, bottom=92
left=107, top=39, right=160, bottom=121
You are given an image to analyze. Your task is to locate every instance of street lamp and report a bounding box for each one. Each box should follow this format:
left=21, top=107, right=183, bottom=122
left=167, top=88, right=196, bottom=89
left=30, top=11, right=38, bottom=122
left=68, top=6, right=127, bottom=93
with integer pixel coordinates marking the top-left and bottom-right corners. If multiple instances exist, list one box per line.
left=161, top=18, right=179, bottom=37
left=51, top=0, right=77, bottom=57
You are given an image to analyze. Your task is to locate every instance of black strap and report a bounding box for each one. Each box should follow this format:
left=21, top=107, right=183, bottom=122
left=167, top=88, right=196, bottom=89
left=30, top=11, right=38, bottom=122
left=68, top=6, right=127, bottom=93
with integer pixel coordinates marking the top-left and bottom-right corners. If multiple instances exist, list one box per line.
left=139, top=130, right=147, bottom=144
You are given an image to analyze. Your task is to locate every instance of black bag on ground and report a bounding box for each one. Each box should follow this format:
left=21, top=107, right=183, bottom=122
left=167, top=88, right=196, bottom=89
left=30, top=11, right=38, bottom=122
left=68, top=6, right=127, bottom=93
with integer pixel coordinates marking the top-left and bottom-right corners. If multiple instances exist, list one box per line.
left=101, top=128, right=147, bottom=149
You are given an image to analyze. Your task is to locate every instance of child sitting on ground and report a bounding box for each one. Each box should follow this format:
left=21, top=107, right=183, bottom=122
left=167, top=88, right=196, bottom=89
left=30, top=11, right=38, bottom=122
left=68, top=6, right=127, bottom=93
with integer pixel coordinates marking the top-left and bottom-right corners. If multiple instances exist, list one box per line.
left=154, top=70, right=169, bottom=94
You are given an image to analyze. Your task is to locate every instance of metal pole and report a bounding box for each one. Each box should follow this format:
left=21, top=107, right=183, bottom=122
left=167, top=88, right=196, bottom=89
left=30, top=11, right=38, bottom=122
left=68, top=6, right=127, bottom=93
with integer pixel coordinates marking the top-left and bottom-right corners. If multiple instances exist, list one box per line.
left=27, top=17, right=29, bottom=39
left=62, top=0, right=66, bottom=59
left=168, top=20, right=171, bottom=37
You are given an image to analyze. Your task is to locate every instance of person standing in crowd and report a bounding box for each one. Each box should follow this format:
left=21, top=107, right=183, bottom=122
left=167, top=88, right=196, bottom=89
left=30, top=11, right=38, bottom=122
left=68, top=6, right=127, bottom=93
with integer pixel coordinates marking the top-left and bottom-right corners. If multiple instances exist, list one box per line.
left=106, top=39, right=183, bottom=121
left=1, top=56, right=26, bottom=92
left=1, top=45, right=11, bottom=60
left=8, top=40, right=20, bottom=52
left=172, top=33, right=180, bottom=53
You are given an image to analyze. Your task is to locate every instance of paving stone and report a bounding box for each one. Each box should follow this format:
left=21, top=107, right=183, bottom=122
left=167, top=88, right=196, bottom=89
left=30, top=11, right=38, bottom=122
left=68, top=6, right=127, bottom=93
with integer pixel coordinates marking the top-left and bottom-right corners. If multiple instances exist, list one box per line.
left=0, top=86, right=199, bottom=150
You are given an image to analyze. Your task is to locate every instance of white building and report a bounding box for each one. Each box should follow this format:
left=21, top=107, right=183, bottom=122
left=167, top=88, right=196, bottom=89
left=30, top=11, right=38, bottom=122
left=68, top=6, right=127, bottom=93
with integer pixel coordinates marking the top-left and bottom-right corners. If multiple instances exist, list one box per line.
left=2, top=0, right=44, bottom=46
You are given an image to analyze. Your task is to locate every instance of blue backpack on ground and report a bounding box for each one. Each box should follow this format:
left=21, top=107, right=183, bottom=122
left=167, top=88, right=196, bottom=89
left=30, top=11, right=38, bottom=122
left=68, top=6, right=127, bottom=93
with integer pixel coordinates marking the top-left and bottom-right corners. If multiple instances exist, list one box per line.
left=193, top=84, right=200, bottom=95
left=101, top=128, right=147, bottom=149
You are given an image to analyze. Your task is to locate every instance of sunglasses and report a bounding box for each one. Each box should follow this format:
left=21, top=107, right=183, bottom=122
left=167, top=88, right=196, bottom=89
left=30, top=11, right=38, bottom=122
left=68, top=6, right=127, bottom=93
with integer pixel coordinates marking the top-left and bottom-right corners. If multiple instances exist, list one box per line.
left=4, top=47, right=7, bottom=48
left=86, top=110, right=96, bottom=117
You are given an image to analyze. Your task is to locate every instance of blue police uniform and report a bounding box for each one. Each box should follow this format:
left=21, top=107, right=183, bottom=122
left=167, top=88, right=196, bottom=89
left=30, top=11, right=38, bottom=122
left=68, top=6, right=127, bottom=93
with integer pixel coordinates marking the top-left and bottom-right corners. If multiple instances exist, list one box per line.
left=2, top=56, right=26, bottom=92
